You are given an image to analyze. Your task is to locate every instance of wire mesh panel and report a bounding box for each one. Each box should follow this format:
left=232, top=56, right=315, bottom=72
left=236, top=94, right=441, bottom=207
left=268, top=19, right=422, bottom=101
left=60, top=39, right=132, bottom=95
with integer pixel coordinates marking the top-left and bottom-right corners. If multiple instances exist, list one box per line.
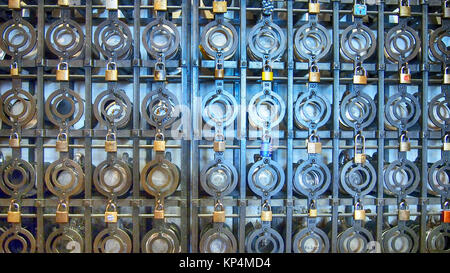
left=0, top=0, right=448, bottom=253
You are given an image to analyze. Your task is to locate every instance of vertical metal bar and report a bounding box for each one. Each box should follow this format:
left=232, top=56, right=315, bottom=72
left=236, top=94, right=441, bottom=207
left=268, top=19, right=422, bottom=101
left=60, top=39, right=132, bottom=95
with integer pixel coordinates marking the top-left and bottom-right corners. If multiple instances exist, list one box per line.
left=239, top=0, right=247, bottom=254
left=191, top=0, right=200, bottom=253
left=180, top=0, right=191, bottom=253
left=376, top=0, right=385, bottom=245
left=420, top=0, right=429, bottom=254
left=331, top=0, right=340, bottom=253
left=132, top=0, right=142, bottom=254
left=285, top=0, right=294, bottom=254
left=84, top=0, right=93, bottom=253
left=35, top=0, right=45, bottom=253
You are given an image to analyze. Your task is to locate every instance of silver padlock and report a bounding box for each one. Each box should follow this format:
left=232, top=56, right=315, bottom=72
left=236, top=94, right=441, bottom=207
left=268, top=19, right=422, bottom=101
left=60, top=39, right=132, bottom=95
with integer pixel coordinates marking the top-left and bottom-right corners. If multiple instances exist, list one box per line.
left=399, top=133, right=411, bottom=152
left=106, top=0, right=118, bottom=10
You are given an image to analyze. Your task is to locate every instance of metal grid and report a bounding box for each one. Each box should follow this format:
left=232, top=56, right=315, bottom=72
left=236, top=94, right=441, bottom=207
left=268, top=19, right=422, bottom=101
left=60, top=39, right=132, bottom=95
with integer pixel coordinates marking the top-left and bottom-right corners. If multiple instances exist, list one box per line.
left=0, top=0, right=448, bottom=253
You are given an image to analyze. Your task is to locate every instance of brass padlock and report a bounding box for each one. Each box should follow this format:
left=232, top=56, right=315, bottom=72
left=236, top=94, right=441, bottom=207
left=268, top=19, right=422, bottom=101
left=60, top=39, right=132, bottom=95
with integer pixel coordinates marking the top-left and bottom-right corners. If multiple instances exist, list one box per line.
left=215, top=63, right=224, bottom=79
left=105, top=202, right=118, bottom=223
left=213, top=0, right=227, bottom=13
left=354, top=134, right=366, bottom=164
left=444, top=134, right=450, bottom=151
left=444, top=67, right=450, bottom=85
left=213, top=141, right=226, bottom=152
left=106, top=0, right=118, bottom=10
left=56, top=62, right=69, bottom=81
left=105, top=132, right=118, bottom=153
left=8, top=0, right=21, bottom=9
left=399, top=0, right=411, bottom=17
left=309, top=201, right=318, bottom=218
left=154, top=62, right=166, bottom=81
left=9, top=132, right=20, bottom=148
left=441, top=201, right=450, bottom=224
left=261, top=202, right=273, bottom=222
left=154, top=134, right=166, bottom=152
left=308, top=64, right=320, bottom=83
left=354, top=202, right=366, bottom=221
left=154, top=0, right=168, bottom=11
left=308, top=0, right=320, bottom=14
left=399, top=133, right=411, bottom=152
left=444, top=0, right=450, bottom=18
left=10, top=62, right=19, bottom=77
left=56, top=132, right=69, bottom=152
left=58, top=0, right=69, bottom=6
left=398, top=202, right=410, bottom=221
left=307, top=134, right=322, bottom=154
left=262, top=64, right=273, bottom=81
left=213, top=202, right=226, bottom=223
left=56, top=201, right=69, bottom=223
left=154, top=202, right=165, bottom=220
left=353, top=65, right=367, bottom=85
left=7, top=200, right=21, bottom=223
left=105, top=62, right=118, bottom=82
left=399, top=65, right=411, bottom=84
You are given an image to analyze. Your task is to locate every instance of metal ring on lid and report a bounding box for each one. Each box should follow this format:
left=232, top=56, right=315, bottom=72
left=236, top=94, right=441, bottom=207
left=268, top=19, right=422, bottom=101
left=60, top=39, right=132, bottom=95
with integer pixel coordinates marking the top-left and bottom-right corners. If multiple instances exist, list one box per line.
left=200, top=159, right=238, bottom=197
left=426, top=224, right=450, bottom=253
left=200, top=20, right=238, bottom=60
left=247, top=158, right=285, bottom=198
left=248, top=91, right=286, bottom=129
left=293, top=159, right=331, bottom=197
left=385, top=92, right=421, bottom=130
left=340, top=91, right=376, bottom=130
left=45, top=158, right=85, bottom=198
left=140, top=158, right=180, bottom=198
left=340, top=23, right=376, bottom=63
left=0, top=89, right=37, bottom=127
left=247, top=20, right=286, bottom=61
left=292, top=226, right=330, bottom=253
left=340, top=160, right=377, bottom=196
left=93, top=159, right=132, bottom=197
left=428, top=93, right=450, bottom=130
left=93, top=228, right=132, bottom=253
left=199, top=224, right=237, bottom=253
left=384, top=159, right=420, bottom=196
left=45, top=227, right=84, bottom=253
left=428, top=160, right=450, bottom=197
left=94, top=19, right=133, bottom=59
left=45, top=88, right=84, bottom=127
left=337, top=226, right=374, bottom=253
left=294, top=22, right=331, bottom=62
left=45, top=18, right=85, bottom=58
left=202, top=90, right=238, bottom=127
left=385, top=24, right=421, bottom=63
left=94, top=89, right=132, bottom=128
left=141, top=88, right=180, bottom=129
left=142, top=18, right=180, bottom=59
left=0, top=18, right=37, bottom=58
left=141, top=224, right=181, bottom=253
left=0, top=227, right=36, bottom=253
left=0, top=158, right=35, bottom=196
left=246, top=227, right=284, bottom=253
left=381, top=225, right=419, bottom=253
left=294, top=91, right=331, bottom=130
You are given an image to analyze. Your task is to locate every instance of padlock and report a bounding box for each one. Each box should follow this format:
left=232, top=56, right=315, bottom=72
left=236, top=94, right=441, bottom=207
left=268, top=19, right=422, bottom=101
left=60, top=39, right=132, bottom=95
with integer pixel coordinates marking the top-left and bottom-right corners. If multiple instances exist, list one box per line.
left=398, top=202, right=410, bottom=221
left=9, top=132, right=20, bottom=148
left=106, top=0, right=118, bottom=10
left=354, top=202, right=366, bottom=221
left=354, top=134, right=366, bottom=164
left=154, top=134, right=166, bottom=152
left=213, top=141, right=226, bottom=152
left=105, top=132, right=118, bottom=153
left=7, top=201, right=21, bottom=223
left=444, top=134, right=450, bottom=151
left=154, top=0, right=168, bottom=11
left=8, top=0, right=21, bottom=9
left=215, top=63, right=224, bottom=79
left=105, top=62, right=118, bottom=82
left=444, top=0, right=450, bottom=18
left=399, top=65, right=411, bottom=84
left=58, top=0, right=69, bottom=6
left=56, top=62, right=69, bottom=81
left=262, top=64, right=273, bottom=81
left=353, top=0, right=367, bottom=16
left=154, top=202, right=165, bottom=220
left=353, top=65, right=367, bottom=85
left=309, top=201, right=318, bottom=218
left=154, top=62, right=166, bottom=81
left=213, top=202, right=226, bottom=223
left=308, top=64, right=320, bottom=83
left=399, top=0, right=411, bottom=17
left=441, top=201, right=450, bottom=223
left=105, top=202, right=118, bottom=223
left=260, top=136, right=273, bottom=158
left=307, top=134, right=322, bottom=154
left=213, top=0, right=227, bottom=13
left=399, top=133, right=411, bottom=152
left=56, top=201, right=69, bottom=224
left=10, top=62, right=19, bottom=77
left=444, top=67, right=450, bottom=85
left=261, top=202, right=273, bottom=222
left=308, top=0, right=320, bottom=14
left=56, top=132, right=69, bottom=152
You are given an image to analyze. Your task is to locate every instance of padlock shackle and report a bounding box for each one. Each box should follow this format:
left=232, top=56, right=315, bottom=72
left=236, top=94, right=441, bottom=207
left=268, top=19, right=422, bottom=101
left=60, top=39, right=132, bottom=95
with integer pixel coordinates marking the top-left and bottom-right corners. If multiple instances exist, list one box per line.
left=262, top=201, right=272, bottom=211
left=106, top=62, right=117, bottom=70
left=215, top=133, right=225, bottom=142
left=10, top=132, right=20, bottom=140
left=57, top=200, right=68, bottom=211
left=308, top=132, right=320, bottom=143
left=57, top=132, right=68, bottom=141
left=57, top=62, right=69, bottom=70
left=105, top=201, right=117, bottom=212
left=106, top=132, right=116, bottom=141
left=354, top=65, right=367, bottom=76
left=444, top=134, right=450, bottom=143
left=399, top=200, right=409, bottom=210
left=214, top=201, right=224, bottom=211
left=354, top=0, right=366, bottom=6
left=309, top=200, right=317, bottom=210
left=8, top=199, right=20, bottom=212
left=155, top=132, right=165, bottom=141
left=444, top=200, right=450, bottom=210
left=354, top=133, right=366, bottom=154
left=310, top=63, right=319, bottom=73
left=156, top=199, right=164, bottom=210
left=400, top=64, right=410, bottom=74
left=400, top=132, right=409, bottom=142
left=10, top=62, right=18, bottom=69
left=400, top=0, right=410, bottom=6
left=355, top=200, right=364, bottom=210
